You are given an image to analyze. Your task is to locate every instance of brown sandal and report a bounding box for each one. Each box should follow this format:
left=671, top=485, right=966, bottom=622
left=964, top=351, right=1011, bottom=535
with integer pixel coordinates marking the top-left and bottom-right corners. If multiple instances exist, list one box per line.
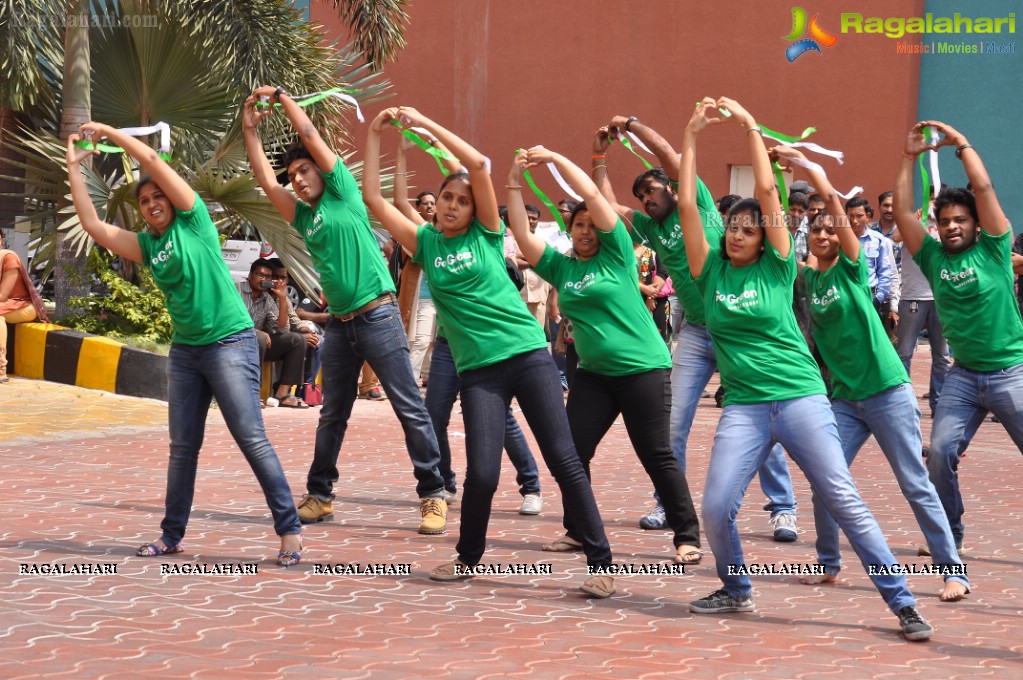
left=278, top=395, right=310, bottom=409
left=542, top=534, right=583, bottom=552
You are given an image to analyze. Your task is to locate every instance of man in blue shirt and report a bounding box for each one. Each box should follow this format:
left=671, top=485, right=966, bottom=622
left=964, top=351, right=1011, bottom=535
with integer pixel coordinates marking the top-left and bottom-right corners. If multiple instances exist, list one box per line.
left=848, top=197, right=896, bottom=325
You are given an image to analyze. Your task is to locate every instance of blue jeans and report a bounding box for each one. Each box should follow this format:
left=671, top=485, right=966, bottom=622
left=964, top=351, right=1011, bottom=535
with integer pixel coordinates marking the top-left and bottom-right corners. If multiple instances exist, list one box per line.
left=425, top=336, right=541, bottom=495
left=306, top=303, right=445, bottom=500
left=666, top=322, right=796, bottom=516
left=896, top=299, right=949, bottom=413
left=928, top=362, right=1023, bottom=545
left=703, top=394, right=916, bottom=614
left=812, top=384, right=968, bottom=587
left=458, top=349, right=612, bottom=568
left=163, top=329, right=301, bottom=546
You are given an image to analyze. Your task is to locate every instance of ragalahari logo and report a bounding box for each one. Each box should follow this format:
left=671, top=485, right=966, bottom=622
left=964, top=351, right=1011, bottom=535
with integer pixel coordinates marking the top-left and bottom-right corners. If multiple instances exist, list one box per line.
left=784, top=7, right=839, bottom=61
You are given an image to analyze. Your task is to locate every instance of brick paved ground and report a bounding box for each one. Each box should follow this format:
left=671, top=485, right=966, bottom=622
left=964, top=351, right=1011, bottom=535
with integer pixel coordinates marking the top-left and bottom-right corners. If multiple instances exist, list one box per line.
left=1, top=345, right=1020, bottom=679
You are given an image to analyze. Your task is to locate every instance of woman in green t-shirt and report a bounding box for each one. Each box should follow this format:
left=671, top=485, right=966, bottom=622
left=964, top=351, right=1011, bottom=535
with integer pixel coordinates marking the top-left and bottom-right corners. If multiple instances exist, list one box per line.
left=775, top=147, right=969, bottom=603
left=66, top=124, right=303, bottom=567
left=505, top=146, right=701, bottom=565
left=363, top=107, right=615, bottom=598
left=676, top=98, right=931, bottom=641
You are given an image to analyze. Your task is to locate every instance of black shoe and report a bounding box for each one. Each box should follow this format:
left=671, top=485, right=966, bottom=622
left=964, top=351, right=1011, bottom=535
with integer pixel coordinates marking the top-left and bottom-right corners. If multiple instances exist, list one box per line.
left=689, top=589, right=755, bottom=614
left=897, top=606, right=933, bottom=641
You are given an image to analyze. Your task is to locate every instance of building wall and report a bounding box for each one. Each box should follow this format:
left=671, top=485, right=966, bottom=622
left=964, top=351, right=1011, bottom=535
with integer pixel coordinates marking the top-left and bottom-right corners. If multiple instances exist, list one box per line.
left=917, top=0, right=1022, bottom=227
left=315, top=1, right=939, bottom=215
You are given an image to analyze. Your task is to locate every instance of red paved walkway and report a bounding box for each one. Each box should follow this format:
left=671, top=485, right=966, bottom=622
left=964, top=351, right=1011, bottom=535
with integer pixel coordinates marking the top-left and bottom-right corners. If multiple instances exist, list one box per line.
left=1, top=346, right=1021, bottom=678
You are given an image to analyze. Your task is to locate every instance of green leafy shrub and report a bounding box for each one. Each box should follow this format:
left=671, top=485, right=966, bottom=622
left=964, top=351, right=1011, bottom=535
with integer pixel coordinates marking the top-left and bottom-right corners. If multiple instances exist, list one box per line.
left=61, top=250, right=173, bottom=343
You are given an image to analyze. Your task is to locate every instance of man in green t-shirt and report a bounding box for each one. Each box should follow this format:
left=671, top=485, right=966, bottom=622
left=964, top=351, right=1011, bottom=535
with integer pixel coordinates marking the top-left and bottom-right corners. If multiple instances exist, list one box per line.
left=592, top=116, right=798, bottom=541
left=243, top=86, right=448, bottom=535
left=895, top=119, right=1023, bottom=552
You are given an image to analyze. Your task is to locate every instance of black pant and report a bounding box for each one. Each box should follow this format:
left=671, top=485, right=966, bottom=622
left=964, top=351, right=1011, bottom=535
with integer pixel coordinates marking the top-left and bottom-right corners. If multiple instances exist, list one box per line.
left=256, top=331, right=306, bottom=388
left=564, top=367, right=700, bottom=548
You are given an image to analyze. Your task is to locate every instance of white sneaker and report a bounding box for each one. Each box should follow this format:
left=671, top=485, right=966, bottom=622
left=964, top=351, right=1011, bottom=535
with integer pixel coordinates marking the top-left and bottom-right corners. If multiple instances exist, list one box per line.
left=518, top=493, right=543, bottom=515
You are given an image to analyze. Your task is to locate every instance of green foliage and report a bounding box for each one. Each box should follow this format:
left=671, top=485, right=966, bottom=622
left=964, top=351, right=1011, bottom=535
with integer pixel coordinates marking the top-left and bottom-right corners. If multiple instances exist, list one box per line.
left=1, top=0, right=398, bottom=301
left=61, top=250, right=173, bottom=342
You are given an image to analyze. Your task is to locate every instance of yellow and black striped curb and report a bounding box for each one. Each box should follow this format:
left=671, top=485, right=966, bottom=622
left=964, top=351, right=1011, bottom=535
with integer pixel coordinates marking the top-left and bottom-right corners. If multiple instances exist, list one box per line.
left=9, top=323, right=168, bottom=401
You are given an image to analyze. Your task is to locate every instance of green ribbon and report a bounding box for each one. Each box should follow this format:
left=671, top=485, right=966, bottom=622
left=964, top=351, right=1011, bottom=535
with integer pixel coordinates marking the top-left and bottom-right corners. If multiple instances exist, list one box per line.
left=759, top=125, right=817, bottom=144
left=391, top=121, right=460, bottom=177
left=74, top=140, right=172, bottom=162
left=614, top=135, right=654, bottom=169
left=773, top=161, right=789, bottom=212
left=518, top=149, right=567, bottom=232
left=917, top=126, right=933, bottom=214
left=255, top=87, right=349, bottom=109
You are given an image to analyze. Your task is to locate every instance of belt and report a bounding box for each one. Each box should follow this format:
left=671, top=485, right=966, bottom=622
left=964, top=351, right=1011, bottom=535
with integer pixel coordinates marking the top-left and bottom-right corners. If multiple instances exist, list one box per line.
left=333, top=293, right=396, bottom=322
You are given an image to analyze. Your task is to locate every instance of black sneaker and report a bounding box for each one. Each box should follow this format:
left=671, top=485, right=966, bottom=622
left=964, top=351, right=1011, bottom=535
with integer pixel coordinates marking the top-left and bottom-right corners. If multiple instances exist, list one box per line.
left=897, top=606, right=933, bottom=641
left=689, top=589, right=755, bottom=614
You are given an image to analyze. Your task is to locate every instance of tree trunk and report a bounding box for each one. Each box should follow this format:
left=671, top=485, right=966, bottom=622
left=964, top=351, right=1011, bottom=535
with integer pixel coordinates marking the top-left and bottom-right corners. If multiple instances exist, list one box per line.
left=54, top=0, right=92, bottom=320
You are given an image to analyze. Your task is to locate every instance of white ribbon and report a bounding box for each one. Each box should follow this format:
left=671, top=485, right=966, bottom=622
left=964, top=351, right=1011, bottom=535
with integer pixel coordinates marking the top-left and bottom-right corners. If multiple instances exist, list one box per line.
left=116, top=122, right=171, bottom=153
left=547, top=163, right=582, bottom=201
left=615, top=129, right=654, bottom=155
left=787, top=141, right=844, bottom=164
left=759, top=131, right=844, bottom=164
left=293, top=91, right=365, bottom=122
left=625, top=130, right=652, bottom=154
left=787, top=156, right=862, bottom=200
left=928, top=128, right=941, bottom=197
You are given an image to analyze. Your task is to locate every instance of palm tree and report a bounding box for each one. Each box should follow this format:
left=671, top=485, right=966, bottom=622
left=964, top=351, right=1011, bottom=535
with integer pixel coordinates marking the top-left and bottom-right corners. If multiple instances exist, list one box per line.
left=0, top=0, right=63, bottom=231
left=3, top=0, right=406, bottom=316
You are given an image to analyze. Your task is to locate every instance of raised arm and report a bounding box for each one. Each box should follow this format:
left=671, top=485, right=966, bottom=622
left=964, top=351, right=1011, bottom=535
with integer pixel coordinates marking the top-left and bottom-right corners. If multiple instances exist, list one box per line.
left=609, top=115, right=680, bottom=180
left=923, top=120, right=1008, bottom=237
left=393, top=135, right=422, bottom=222
left=773, top=145, right=857, bottom=261
left=893, top=123, right=931, bottom=256
left=591, top=125, right=635, bottom=225
left=79, top=122, right=193, bottom=213
left=394, top=106, right=499, bottom=231
left=678, top=100, right=721, bottom=278
left=526, top=146, right=617, bottom=232
left=717, top=98, right=787, bottom=258
left=65, top=135, right=143, bottom=263
left=363, top=109, right=421, bottom=256
left=252, top=85, right=336, bottom=174
left=506, top=153, right=547, bottom=268
left=243, top=94, right=299, bottom=223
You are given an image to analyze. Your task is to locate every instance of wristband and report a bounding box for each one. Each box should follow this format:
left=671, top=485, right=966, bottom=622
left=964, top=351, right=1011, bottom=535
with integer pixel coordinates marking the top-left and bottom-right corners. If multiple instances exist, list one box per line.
left=954, top=143, right=973, bottom=159
left=592, top=154, right=606, bottom=159
left=273, top=86, right=289, bottom=102
left=624, top=116, right=638, bottom=132
left=746, top=126, right=763, bottom=136
left=505, top=185, right=522, bottom=190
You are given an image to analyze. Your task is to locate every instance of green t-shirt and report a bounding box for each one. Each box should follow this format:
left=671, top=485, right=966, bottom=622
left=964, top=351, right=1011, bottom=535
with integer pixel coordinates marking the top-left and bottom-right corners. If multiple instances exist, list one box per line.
left=696, top=236, right=825, bottom=405
left=801, top=251, right=908, bottom=401
left=412, top=219, right=547, bottom=372
left=630, top=177, right=723, bottom=326
left=533, top=218, right=670, bottom=376
left=914, top=229, right=1023, bottom=371
left=291, top=157, right=394, bottom=316
left=137, top=193, right=252, bottom=345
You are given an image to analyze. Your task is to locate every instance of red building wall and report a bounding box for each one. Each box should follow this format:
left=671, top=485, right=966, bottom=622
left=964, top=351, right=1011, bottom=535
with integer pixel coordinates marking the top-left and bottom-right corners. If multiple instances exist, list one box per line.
left=314, top=0, right=923, bottom=213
